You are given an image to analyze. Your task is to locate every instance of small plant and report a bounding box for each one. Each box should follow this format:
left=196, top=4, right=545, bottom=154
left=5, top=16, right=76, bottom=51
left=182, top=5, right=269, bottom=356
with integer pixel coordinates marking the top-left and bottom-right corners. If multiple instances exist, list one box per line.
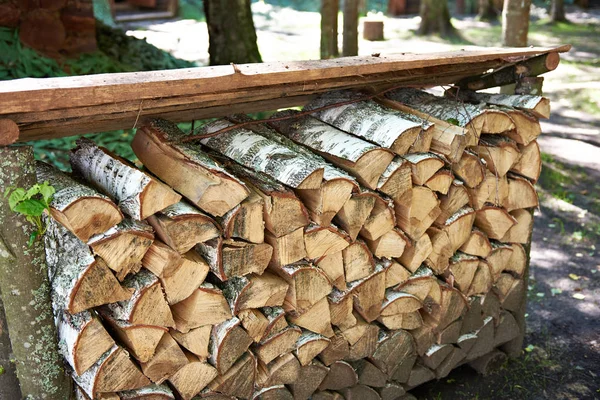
left=4, top=181, right=55, bottom=246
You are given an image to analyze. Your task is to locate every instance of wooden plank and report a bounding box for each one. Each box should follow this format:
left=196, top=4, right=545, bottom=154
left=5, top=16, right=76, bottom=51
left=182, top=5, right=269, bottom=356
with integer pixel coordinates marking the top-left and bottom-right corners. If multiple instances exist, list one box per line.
left=0, top=46, right=569, bottom=142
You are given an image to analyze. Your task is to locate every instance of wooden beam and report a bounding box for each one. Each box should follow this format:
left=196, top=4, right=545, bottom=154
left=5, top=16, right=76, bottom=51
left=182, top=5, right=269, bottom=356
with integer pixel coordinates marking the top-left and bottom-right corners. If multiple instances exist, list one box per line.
left=0, top=46, right=569, bottom=142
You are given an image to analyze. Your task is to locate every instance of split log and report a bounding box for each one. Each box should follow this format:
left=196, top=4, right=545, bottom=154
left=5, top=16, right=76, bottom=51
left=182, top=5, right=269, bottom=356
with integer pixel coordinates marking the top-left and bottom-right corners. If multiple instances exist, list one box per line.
left=449, top=90, right=550, bottom=119
left=510, top=140, right=541, bottom=182
left=102, top=268, right=174, bottom=328
left=339, top=384, right=381, bottom=400
left=437, top=319, right=462, bottom=345
left=465, top=316, right=495, bottom=361
left=482, top=291, right=502, bottom=323
left=449, top=252, right=479, bottom=293
left=500, top=208, right=533, bottom=243
left=452, top=150, right=486, bottom=188
left=160, top=250, right=210, bottom=305
left=428, top=285, right=468, bottom=331
left=376, top=97, right=468, bottom=162
left=141, top=240, right=182, bottom=279
left=139, top=333, right=188, bottom=384
left=425, top=227, right=453, bottom=274
left=395, top=267, right=436, bottom=302
left=505, top=243, right=527, bottom=277
left=209, top=317, right=253, bottom=374
left=474, top=136, right=520, bottom=177
left=467, top=260, right=494, bottom=296
left=494, top=311, right=520, bottom=347
left=378, top=383, right=406, bottom=400
left=435, top=180, right=470, bottom=224
left=370, top=329, right=416, bottom=378
left=410, top=322, right=436, bottom=358
left=260, top=307, right=288, bottom=341
left=328, top=289, right=357, bottom=330
left=269, top=110, right=395, bottom=189
left=466, top=170, right=509, bottom=210
left=498, top=108, right=541, bottom=145
left=252, top=386, right=293, bottom=400
left=171, top=325, right=212, bottom=360
left=271, top=261, right=332, bottom=314
left=88, top=218, right=154, bottom=281
left=265, top=228, right=306, bottom=267
left=406, top=364, right=435, bottom=388
left=287, top=360, right=329, bottom=400
left=294, top=331, right=331, bottom=366
left=334, top=191, right=377, bottom=241
left=379, top=290, right=422, bottom=317
left=200, top=118, right=325, bottom=190
left=133, top=120, right=250, bottom=216
left=171, top=283, right=232, bottom=333
left=421, top=344, right=453, bottom=370
left=118, top=385, right=176, bottom=399
left=221, top=272, right=289, bottom=315
left=349, top=264, right=387, bottom=322
left=253, top=325, right=302, bottom=365
left=207, top=352, right=256, bottom=399
left=376, top=157, right=412, bottom=204
left=404, top=153, right=445, bottom=185
left=494, top=274, right=525, bottom=312
left=360, top=195, right=396, bottom=241
left=351, top=359, right=387, bottom=387
left=395, top=186, right=441, bottom=240
left=147, top=201, right=219, bottom=253
left=305, top=90, right=433, bottom=155
left=435, top=347, right=466, bottom=379
left=0, top=118, right=19, bottom=145
left=459, top=228, right=492, bottom=257
left=385, top=260, right=412, bottom=289
left=312, top=391, right=344, bottom=400
left=378, top=310, right=423, bottom=330
left=196, top=238, right=273, bottom=281
left=318, top=360, right=358, bottom=391
left=74, top=345, right=150, bottom=399
left=71, top=138, right=181, bottom=219
left=438, top=206, right=476, bottom=255
left=318, top=331, right=350, bottom=366
left=461, top=296, right=484, bottom=335
left=425, top=169, right=454, bottom=195
left=256, top=352, right=300, bottom=387
left=55, top=310, right=115, bottom=375
left=457, top=333, right=478, bottom=354
left=399, top=233, right=433, bottom=273
left=238, top=309, right=269, bottom=343
left=101, top=312, right=167, bottom=363
left=288, top=297, right=335, bottom=337
left=505, top=175, right=538, bottom=211
left=316, top=252, right=346, bottom=291
left=486, top=242, right=514, bottom=280
left=345, top=317, right=379, bottom=361
left=364, top=228, right=408, bottom=258
left=45, top=220, right=132, bottom=314
left=36, top=161, right=123, bottom=242
left=169, top=352, right=218, bottom=400
left=343, top=240, right=375, bottom=282
left=475, top=206, right=517, bottom=240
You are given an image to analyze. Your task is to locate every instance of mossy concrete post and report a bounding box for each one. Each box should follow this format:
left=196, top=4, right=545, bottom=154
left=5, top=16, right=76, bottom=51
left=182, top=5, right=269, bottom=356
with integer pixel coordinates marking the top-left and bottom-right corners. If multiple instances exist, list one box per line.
left=0, top=145, right=72, bottom=399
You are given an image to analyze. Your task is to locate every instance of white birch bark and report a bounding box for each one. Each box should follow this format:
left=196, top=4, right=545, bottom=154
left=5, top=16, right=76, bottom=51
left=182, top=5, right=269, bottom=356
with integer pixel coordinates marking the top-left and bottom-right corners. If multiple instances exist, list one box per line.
left=159, top=200, right=212, bottom=220
left=199, top=119, right=325, bottom=189
left=87, top=218, right=154, bottom=246
left=102, top=269, right=158, bottom=322
left=55, top=310, right=93, bottom=373
left=70, top=138, right=178, bottom=220
left=73, top=345, right=117, bottom=398
left=305, top=90, right=432, bottom=150
left=36, top=161, right=119, bottom=214
left=452, top=90, right=550, bottom=119
left=208, top=317, right=242, bottom=368
left=119, top=384, right=176, bottom=399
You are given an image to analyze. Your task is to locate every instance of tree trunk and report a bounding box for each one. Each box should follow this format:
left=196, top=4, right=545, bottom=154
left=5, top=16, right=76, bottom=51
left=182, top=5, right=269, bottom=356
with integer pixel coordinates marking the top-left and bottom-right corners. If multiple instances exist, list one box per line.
left=0, top=294, right=21, bottom=399
left=0, top=146, right=72, bottom=399
left=321, top=0, right=339, bottom=59
left=203, top=0, right=262, bottom=65
left=343, top=0, right=359, bottom=56
left=418, top=0, right=455, bottom=36
left=551, top=0, right=567, bottom=22
left=478, top=0, right=499, bottom=21
left=502, top=0, right=531, bottom=46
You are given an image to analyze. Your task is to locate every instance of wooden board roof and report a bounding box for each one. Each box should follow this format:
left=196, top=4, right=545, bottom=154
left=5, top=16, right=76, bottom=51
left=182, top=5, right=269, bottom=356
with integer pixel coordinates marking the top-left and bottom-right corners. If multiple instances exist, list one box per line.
left=0, top=45, right=570, bottom=143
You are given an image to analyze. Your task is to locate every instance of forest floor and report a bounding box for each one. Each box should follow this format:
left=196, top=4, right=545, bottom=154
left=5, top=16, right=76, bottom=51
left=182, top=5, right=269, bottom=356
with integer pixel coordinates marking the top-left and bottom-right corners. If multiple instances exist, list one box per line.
left=120, top=5, right=600, bottom=400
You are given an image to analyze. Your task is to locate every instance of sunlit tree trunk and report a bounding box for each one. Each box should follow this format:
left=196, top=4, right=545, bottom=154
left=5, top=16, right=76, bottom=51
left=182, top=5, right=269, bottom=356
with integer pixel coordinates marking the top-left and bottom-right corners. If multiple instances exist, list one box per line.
left=502, top=0, right=531, bottom=46
left=203, top=0, right=262, bottom=65
left=478, top=0, right=499, bottom=21
left=343, top=0, right=359, bottom=56
left=418, top=0, right=455, bottom=36
left=551, top=0, right=567, bottom=22
left=321, top=0, right=339, bottom=59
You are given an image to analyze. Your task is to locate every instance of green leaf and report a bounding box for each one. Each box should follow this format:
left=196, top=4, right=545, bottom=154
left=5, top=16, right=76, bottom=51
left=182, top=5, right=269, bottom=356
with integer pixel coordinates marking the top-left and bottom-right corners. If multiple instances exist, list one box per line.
left=28, top=231, right=39, bottom=247
left=25, top=184, right=41, bottom=199
left=14, top=199, right=47, bottom=217
left=3, top=185, right=14, bottom=198
left=446, top=117, right=460, bottom=126
left=39, top=182, right=55, bottom=204
left=8, top=188, right=26, bottom=210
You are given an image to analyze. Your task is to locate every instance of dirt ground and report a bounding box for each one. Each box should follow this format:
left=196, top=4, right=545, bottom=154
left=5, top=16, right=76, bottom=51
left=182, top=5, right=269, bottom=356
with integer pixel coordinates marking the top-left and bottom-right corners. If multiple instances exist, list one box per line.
left=123, top=6, right=600, bottom=399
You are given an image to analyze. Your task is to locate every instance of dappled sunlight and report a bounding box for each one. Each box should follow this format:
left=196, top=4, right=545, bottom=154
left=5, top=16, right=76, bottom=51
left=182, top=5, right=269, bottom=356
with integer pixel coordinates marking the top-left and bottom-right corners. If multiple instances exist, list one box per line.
left=538, top=136, right=600, bottom=169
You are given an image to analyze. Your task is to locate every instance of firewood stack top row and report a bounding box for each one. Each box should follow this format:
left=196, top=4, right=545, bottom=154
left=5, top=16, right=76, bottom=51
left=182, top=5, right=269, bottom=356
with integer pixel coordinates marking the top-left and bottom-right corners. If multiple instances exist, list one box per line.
left=40, top=87, right=545, bottom=400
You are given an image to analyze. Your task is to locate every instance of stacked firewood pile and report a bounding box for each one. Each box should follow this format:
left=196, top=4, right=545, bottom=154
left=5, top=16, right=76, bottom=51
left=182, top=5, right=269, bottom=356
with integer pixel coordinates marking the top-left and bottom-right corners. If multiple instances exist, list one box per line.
left=40, top=87, right=546, bottom=400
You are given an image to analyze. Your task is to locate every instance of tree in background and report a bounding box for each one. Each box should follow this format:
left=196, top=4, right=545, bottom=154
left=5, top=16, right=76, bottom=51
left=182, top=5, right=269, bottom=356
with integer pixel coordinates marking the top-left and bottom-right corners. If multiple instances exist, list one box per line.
left=502, top=0, right=531, bottom=46
left=418, top=0, right=455, bottom=36
left=343, top=0, right=359, bottom=56
left=203, top=0, right=262, bottom=65
left=551, top=0, right=567, bottom=22
left=321, top=0, right=339, bottom=59
left=478, top=0, right=499, bottom=21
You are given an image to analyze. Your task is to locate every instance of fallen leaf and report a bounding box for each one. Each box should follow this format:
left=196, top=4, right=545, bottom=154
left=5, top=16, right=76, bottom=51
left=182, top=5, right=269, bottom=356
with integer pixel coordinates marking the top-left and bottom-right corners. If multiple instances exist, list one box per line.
left=524, top=344, right=535, bottom=352
left=572, top=293, right=586, bottom=300
left=551, top=288, right=562, bottom=296
left=569, top=273, right=580, bottom=280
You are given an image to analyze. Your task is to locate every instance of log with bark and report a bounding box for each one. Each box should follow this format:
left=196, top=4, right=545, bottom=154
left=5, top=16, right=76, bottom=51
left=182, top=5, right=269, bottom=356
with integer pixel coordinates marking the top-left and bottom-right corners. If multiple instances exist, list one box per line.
left=170, top=283, right=232, bottom=333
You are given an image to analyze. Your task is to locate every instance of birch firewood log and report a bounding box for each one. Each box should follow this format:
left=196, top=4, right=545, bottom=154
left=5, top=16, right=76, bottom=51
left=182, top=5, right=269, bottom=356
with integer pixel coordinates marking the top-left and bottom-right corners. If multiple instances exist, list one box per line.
left=160, top=250, right=210, bottom=305
left=360, top=194, right=396, bottom=241
left=334, top=191, right=377, bottom=241
left=168, top=352, right=218, bottom=400
left=435, top=180, right=470, bottom=224
left=45, top=219, right=132, bottom=314
left=218, top=189, right=265, bottom=244
left=510, top=140, right=541, bottom=182
left=448, top=89, right=550, bottom=119
left=287, top=297, right=335, bottom=338
left=206, top=351, right=256, bottom=399
left=139, top=333, right=188, bottom=384
left=170, top=283, right=232, bottom=333
left=209, top=317, right=253, bottom=374
left=269, top=110, right=394, bottom=189
left=403, top=153, right=444, bottom=186
left=294, top=331, right=331, bottom=366
left=304, top=90, right=433, bottom=155
left=220, top=272, right=289, bottom=315
left=70, top=138, right=181, bottom=220
left=287, top=360, right=329, bottom=399
left=376, top=156, right=412, bottom=205
left=133, top=119, right=249, bottom=217
left=473, top=136, right=520, bottom=177
left=147, top=201, right=220, bottom=254
left=36, top=161, right=123, bottom=242
left=425, top=169, right=454, bottom=195
left=118, top=385, right=175, bottom=400
left=170, top=325, right=212, bottom=360
left=88, top=218, right=154, bottom=281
